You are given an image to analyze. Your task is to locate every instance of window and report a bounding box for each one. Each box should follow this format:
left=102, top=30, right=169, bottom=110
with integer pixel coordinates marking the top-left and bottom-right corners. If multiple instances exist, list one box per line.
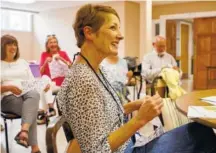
left=1, top=9, right=32, bottom=32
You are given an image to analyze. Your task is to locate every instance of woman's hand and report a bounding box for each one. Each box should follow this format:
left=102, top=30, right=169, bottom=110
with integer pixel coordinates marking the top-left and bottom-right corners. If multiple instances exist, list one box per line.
left=45, top=57, right=52, bottom=64
left=135, top=93, right=163, bottom=126
left=135, top=95, right=151, bottom=109
left=126, top=70, right=133, bottom=79
left=40, top=57, right=52, bottom=74
left=54, top=54, right=71, bottom=67
left=53, top=54, right=61, bottom=60
left=44, top=84, right=50, bottom=92
left=123, top=95, right=151, bottom=114
left=128, top=77, right=136, bottom=86
left=9, top=85, right=22, bottom=95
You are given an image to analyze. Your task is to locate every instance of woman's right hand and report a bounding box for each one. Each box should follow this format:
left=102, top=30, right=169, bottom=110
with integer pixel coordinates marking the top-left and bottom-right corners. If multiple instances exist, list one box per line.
left=135, top=93, right=163, bottom=126
left=9, top=85, right=22, bottom=95
left=45, top=57, right=52, bottom=64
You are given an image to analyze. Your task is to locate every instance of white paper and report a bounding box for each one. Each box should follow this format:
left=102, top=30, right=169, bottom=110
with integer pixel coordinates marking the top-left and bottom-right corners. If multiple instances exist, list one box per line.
left=201, top=96, right=216, bottom=106
left=48, top=59, right=69, bottom=79
left=15, top=78, right=49, bottom=97
left=187, top=106, right=216, bottom=119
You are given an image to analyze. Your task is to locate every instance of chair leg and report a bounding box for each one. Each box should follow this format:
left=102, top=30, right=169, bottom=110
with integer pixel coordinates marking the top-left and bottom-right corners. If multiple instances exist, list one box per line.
left=45, top=115, right=49, bottom=127
left=4, top=118, right=9, bottom=153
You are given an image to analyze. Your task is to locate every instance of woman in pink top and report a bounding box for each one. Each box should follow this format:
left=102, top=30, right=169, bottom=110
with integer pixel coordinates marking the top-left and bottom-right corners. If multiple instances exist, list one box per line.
left=39, top=35, right=72, bottom=118
left=40, top=35, right=72, bottom=86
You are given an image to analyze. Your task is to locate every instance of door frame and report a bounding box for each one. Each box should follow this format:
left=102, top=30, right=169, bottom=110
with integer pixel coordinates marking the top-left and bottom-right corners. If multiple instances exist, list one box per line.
left=159, top=11, right=216, bottom=79
left=159, top=11, right=216, bottom=37
left=179, top=21, right=192, bottom=78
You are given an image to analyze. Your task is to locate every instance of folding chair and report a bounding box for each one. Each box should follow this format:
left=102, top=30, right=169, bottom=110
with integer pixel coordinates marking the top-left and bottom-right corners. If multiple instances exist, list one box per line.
left=145, top=76, right=169, bottom=126
left=147, top=76, right=190, bottom=131
left=46, top=96, right=81, bottom=153
left=1, top=112, right=21, bottom=153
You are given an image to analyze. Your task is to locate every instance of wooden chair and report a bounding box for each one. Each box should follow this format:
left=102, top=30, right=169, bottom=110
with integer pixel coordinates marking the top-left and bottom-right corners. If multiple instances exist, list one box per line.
left=46, top=97, right=81, bottom=153
left=146, top=76, right=169, bottom=126
left=146, top=76, right=169, bottom=98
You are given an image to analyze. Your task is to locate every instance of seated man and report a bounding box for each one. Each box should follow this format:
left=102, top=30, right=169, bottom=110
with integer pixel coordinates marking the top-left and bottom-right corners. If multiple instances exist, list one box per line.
left=142, top=35, right=181, bottom=83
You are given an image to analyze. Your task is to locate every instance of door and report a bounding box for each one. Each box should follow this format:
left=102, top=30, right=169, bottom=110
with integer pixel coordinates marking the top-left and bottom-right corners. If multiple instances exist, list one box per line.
left=181, top=24, right=189, bottom=78
left=194, top=17, right=216, bottom=89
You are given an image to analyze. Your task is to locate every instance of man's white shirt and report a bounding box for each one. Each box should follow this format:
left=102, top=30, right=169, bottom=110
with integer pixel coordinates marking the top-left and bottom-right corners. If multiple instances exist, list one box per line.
left=141, top=50, right=178, bottom=82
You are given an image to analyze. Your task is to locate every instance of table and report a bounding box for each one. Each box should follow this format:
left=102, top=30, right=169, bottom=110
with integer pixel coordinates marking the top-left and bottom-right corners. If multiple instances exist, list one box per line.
left=176, top=89, right=216, bottom=128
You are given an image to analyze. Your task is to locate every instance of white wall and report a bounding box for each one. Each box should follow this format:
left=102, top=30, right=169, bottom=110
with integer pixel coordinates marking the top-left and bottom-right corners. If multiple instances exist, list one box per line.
left=2, top=1, right=147, bottom=62
left=33, top=1, right=126, bottom=61
left=124, top=2, right=140, bottom=58
left=33, top=6, right=79, bottom=61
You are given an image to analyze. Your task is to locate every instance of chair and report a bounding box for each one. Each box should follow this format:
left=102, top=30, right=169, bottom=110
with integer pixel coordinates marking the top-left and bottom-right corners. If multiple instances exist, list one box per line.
left=1, top=111, right=21, bottom=153
left=147, top=76, right=169, bottom=98
left=46, top=97, right=81, bottom=153
left=38, top=88, right=60, bottom=126
left=146, top=76, right=168, bottom=126
left=147, top=76, right=190, bottom=131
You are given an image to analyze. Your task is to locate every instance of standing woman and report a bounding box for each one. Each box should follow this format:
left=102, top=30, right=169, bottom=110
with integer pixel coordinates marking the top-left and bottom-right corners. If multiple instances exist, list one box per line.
left=1, top=35, right=41, bottom=153
left=57, top=4, right=216, bottom=153
left=39, top=35, right=72, bottom=116
left=101, top=55, right=135, bottom=104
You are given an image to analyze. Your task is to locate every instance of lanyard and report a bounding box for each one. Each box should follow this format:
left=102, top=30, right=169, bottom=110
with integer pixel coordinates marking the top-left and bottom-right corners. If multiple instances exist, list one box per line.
left=78, top=53, right=124, bottom=114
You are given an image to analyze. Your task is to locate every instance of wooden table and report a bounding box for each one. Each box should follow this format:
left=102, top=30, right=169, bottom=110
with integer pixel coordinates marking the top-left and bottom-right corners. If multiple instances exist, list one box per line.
left=176, top=89, right=216, bottom=128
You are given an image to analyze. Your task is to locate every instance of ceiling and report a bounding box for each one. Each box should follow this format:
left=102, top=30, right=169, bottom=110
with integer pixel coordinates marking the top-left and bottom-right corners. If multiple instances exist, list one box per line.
left=1, top=0, right=191, bottom=13
left=1, top=1, right=102, bottom=12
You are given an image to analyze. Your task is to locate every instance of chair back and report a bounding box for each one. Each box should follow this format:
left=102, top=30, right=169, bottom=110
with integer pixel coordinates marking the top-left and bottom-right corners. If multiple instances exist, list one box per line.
left=46, top=95, right=81, bottom=153
left=151, top=76, right=169, bottom=98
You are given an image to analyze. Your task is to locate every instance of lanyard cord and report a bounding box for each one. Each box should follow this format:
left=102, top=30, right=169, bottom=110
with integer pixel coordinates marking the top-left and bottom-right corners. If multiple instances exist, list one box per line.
left=78, top=52, right=124, bottom=114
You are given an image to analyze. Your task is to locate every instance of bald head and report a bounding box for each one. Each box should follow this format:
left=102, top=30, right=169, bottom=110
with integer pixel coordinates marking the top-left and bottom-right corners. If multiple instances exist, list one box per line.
left=153, top=35, right=166, bottom=54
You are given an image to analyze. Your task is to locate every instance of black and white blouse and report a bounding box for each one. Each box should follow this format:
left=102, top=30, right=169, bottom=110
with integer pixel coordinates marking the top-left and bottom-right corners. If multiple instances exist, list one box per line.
left=57, top=63, right=130, bottom=153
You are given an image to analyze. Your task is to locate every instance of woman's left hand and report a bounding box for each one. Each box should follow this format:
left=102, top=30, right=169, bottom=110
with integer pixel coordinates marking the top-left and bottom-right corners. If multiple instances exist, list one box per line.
left=54, top=54, right=61, bottom=60
left=126, top=70, right=133, bottom=78
left=124, top=95, right=151, bottom=114
left=128, top=78, right=136, bottom=85
left=135, top=95, right=151, bottom=110
left=44, top=84, right=50, bottom=92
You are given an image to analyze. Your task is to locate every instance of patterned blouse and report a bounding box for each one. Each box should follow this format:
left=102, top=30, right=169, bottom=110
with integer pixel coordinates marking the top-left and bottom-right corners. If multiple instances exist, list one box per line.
left=57, top=63, right=130, bottom=153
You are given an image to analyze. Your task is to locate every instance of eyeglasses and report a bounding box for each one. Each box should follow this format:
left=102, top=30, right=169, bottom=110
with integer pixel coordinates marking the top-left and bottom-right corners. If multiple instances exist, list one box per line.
left=47, top=34, right=56, bottom=37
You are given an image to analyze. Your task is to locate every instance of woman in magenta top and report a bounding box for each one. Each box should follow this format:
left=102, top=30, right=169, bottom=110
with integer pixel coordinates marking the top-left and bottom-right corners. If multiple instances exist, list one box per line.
left=40, top=35, right=72, bottom=86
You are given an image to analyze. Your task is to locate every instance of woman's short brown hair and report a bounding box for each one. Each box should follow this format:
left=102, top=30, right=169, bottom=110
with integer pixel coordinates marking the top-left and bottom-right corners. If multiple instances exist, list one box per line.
left=45, top=35, right=61, bottom=53
left=1, top=34, right=20, bottom=60
left=73, top=4, right=120, bottom=48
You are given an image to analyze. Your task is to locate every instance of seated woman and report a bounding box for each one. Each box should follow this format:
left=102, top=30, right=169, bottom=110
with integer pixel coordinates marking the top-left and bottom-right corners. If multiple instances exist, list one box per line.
left=57, top=4, right=216, bottom=153
left=39, top=35, right=72, bottom=117
left=1, top=35, right=41, bottom=153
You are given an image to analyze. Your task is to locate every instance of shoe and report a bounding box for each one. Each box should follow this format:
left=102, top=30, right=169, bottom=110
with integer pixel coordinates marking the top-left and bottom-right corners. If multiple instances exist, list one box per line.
left=14, top=130, right=29, bottom=148
left=37, top=113, right=47, bottom=125
left=38, top=109, right=45, bottom=115
left=48, top=108, right=56, bottom=117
